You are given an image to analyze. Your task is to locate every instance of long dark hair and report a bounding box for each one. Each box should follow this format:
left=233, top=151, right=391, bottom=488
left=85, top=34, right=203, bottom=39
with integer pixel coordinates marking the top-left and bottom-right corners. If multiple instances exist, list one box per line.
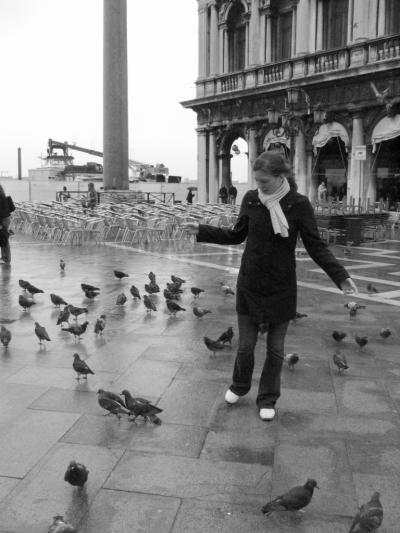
left=253, top=152, right=298, bottom=191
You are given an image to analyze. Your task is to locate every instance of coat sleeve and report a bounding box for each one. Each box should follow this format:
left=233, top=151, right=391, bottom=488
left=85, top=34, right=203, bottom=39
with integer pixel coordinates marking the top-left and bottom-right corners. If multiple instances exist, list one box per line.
left=296, top=198, right=349, bottom=288
left=197, top=195, right=249, bottom=245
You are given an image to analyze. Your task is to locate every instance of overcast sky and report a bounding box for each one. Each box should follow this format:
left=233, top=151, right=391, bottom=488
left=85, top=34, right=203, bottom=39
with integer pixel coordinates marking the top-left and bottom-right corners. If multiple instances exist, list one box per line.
left=0, top=0, right=198, bottom=179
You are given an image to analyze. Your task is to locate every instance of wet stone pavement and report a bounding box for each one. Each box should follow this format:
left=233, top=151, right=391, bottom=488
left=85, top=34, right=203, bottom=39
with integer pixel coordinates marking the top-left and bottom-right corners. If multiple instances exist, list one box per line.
left=1, top=234, right=400, bottom=532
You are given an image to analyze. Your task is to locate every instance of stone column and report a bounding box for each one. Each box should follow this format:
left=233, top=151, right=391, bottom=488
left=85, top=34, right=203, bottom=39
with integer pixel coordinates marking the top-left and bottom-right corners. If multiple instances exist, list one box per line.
left=352, top=0, right=369, bottom=41
left=259, top=13, right=266, bottom=64
left=198, top=5, right=207, bottom=78
left=220, top=154, right=231, bottom=189
left=223, top=28, right=229, bottom=72
left=209, top=131, right=219, bottom=202
left=103, top=0, right=129, bottom=190
left=197, top=130, right=208, bottom=203
left=296, top=0, right=310, bottom=55
left=249, top=0, right=260, bottom=65
left=349, top=114, right=365, bottom=205
left=219, top=24, right=225, bottom=73
left=377, top=0, right=386, bottom=36
left=365, top=144, right=376, bottom=204
left=315, top=0, right=323, bottom=50
left=247, top=127, right=258, bottom=189
left=295, top=130, right=307, bottom=194
left=308, top=0, right=317, bottom=53
left=307, top=148, right=317, bottom=201
left=210, top=2, right=219, bottom=75
left=265, top=10, right=272, bottom=62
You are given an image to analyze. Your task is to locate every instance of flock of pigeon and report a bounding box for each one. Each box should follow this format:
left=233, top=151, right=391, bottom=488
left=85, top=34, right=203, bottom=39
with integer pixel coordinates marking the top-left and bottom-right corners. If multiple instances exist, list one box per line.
left=0, top=260, right=389, bottom=531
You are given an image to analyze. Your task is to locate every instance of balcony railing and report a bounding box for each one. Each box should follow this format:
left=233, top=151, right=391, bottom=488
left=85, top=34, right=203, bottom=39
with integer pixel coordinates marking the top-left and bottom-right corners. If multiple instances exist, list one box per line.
left=196, top=33, right=400, bottom=98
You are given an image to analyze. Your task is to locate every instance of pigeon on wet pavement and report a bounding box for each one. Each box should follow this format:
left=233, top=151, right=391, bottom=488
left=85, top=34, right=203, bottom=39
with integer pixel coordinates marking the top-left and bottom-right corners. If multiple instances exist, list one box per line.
left=68, top=305, right=89, bottom=321
left=26, top=282, right=44, bottom=297
left=64, top=460, right=89, bottom=488
left=348, top=491, right=383, bottom=533
left=130, top=285, right=141, bottom=300
left=97, top=389, right=130, bottom=419
left=81, top=283, right=100, bottom=293
left=145, top=282, right=159, bottom=295
left=379, top=327, right=391, bottom=340
left=193, top=306, right=212, bottom=318
left=163, top=289, right=180, bottom=301
left=143, top=295, right=157, bottom=313
left=285, top=353, right=299, bottom=370
left=18, top=294, right=36, bottom=311
left=217, top=326, right=234, bottom=345
left=191, top=287, right=204, bottom=298
left=0, top=325, right=11, bottom=347
left=121, top=389, right=163, bottom=424
left=62, top=321, right=89, bottom=342
left=114, top=270, right=129, bottom=280
left=204, top=336, right=230, bottom=356
left=332, top=331, right=347, bottom=342
left=262, top=479, right=319, bottom=516
left=18, top=279, right=30, bottom=292
left=94, top=315, right=106, bottom=335
left=72, top=353, right=95, bottom=380
left=166, top=282, right=183, bottom=294
left=50, top=294, right=68, bottom=308
left=171, top=275, right=185, bottom=284
left=148, top=271, right=156, bottom=282
left=34, top=322, right=51, bottom=345
left=294, top=311, right=308, bottom=320
left=220, top=282, right=235, bottom=295
left=355, top=335, right=368, bottom=350
left=367, top=283, right=379, bottom=295
left=345, top=302, right=366, bottom=317
left=166, top=300, right=186, bottom=315
left=48, top=514, right=77, bottom=533
left=83, top=289, right=100, bottom=300
left=56, top=307, right=70, bottom=327
left=116, top=293, right=127, bottom=306
left=59, top=259, right=66, bottom=271
left=333, top=350, right=349, bottom=375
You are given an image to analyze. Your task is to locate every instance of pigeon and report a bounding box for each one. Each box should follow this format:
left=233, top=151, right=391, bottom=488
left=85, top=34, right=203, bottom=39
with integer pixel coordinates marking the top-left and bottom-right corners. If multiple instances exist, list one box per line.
left=72, top=353, right=95, bottom=380
left=163, top=289, right=180, bottom=301
left=379, top=327, right=391, bottom=340
left=332, top=330, right=347, bottom=342
left=148, top=271, right=156, bottom=282
left=0, top=325, right=11, bottom=347
left=62, top=321, right=89, bottom=342
left=344, top=241, right=354, bottom=255
left=34, top=322, right=51, bottom=345
left=18, top=279, right=30, bottom=291
left=64, top=460, right=89, bottom=488
left=97, top=389, right=130, bottom=419
left=26, top=282, right=44, bottom=297
left=204, top=336, right=230, bottom=356
left=345, top=302, right=366, bottom=317
left=166, top=282, right=183, bottom=294
left=285, top=353, right=299, bottom=370
left=261, top=479, right=319, bottom=516
left=48, top=514, right=77, bottom=533
left=355, top=334, right=368, bottom=350
left=121, top=390, right=163, bottom=425
left=83, top=289, right=100, bottom=300
left=59, top=259, right=66, bottom=271
left=94, top=314, right=106, bottom=335
left=18, top=294, right=36, bottom=311
left=144, top=282, right=159, bottom=295
left=130, top=285, right=141, bottom=300
left=114, top=269, right=129, bottom=280
left=166, top=300, right=186, bottom=315
left=116, top=293, right=127, bottom=306
left=56, top=307, right=70, bottom=327
left=171, top=275, right=185, bottom=284
left=348, top=491, right=383, bottom=533
left=193, top=306, right=212, bottom=318
left=191, top=287, right=204, bottom=298
left=294, top=311, right=308, bottom=320
left=81, top=283, right=100, bottom=293
left=367, top=283, right=379, bottom=295
left=220, top=282, right=235, bottom=295
left=143, top=295, right=157, bottom=313
left=50, top=293, right=68, bottom=308
left=68, top=305, right=89, bottom=321
left=217, top=326, right=234, bottom=345
left=333, top=350, right=349, bottom=375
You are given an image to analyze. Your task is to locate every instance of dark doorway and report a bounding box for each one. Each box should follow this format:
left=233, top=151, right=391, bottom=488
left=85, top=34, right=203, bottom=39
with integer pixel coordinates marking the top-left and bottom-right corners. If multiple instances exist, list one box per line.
left=313, top=137, right=348, bottom=200
left=374, top=136, right=400, bottom=209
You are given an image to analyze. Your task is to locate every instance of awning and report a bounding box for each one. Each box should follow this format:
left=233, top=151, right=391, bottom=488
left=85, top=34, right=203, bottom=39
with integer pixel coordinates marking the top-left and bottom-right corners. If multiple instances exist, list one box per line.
left=371, top=114, right=400, bottom=152
left=263, top=127, right=290, bottom=151
left=312, top=121, right=349, bottom=155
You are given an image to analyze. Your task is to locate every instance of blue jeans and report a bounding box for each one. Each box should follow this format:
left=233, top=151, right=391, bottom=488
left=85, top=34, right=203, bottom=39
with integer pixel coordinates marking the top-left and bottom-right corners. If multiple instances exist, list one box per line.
left=230, top=314, right=289, bottom=408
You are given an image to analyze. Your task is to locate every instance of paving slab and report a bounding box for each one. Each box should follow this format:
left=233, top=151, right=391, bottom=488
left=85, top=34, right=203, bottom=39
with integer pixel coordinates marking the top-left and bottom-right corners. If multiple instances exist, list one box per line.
left=29, top=388, right=100, bottom=415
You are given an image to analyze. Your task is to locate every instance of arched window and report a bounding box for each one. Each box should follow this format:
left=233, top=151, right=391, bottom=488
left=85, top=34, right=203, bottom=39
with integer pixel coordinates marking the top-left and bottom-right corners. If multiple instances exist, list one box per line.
left=227, top=2, right=246, bottom=72
left=322, top=0, right=348, bottom=50
left=386, top=0, right=400, bottom=35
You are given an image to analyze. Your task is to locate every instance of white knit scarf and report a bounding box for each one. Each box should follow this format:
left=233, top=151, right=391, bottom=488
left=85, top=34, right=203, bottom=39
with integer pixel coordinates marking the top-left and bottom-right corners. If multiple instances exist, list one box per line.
left=257, top=178, right=290, bottom=238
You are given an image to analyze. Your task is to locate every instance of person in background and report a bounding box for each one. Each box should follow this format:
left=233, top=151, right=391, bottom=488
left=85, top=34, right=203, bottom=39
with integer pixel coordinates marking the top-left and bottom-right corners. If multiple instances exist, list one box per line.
left=219, top=186, right=228, bottom=204
left=61, top=186, right=71, bottom=202
left=317, top=181, right=327, bottom=203
left=87, top=182, right=97, bottom=209
left=229, top=184, right=238, bottom=205
left=182, top=152, right=357, bottom=422
left=0, top=184, right=15, bottom=264
left=186, top=189, right=195, bottom=204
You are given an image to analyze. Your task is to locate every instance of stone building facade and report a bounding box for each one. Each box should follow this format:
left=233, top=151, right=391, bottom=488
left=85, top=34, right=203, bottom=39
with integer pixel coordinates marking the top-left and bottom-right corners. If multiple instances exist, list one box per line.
left=182, top=0, right=400, bottom=207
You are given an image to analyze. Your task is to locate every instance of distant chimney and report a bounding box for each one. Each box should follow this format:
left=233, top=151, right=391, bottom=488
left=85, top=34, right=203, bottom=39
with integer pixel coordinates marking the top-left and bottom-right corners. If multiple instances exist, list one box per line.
left=17, top=147, right=22, bottom=180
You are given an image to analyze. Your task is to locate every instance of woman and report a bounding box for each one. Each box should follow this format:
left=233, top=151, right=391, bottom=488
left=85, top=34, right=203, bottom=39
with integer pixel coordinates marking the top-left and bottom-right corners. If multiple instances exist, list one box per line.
left=183, top=152, right=357, bottom=422
left=0, top=184, right=15, bottom=264
left=87, top=182, right=97, bottom=209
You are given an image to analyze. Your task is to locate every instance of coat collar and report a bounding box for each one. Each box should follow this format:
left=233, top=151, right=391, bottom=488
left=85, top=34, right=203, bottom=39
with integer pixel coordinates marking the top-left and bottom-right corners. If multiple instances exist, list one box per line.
left=247, top=189, right=297, bottom=211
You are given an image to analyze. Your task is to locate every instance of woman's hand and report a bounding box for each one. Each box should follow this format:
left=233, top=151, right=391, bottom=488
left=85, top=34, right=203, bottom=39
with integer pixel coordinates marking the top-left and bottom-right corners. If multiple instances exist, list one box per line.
left=340, top=277, right=358, bottom=295
left=181, top=222, right=200, bottom=236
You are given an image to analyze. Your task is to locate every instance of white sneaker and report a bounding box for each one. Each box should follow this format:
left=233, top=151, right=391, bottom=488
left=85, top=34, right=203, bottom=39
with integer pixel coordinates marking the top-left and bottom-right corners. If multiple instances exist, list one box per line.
left=259, top=408, right=276, bottom=421
left=225, top=389, right=240, bottom=404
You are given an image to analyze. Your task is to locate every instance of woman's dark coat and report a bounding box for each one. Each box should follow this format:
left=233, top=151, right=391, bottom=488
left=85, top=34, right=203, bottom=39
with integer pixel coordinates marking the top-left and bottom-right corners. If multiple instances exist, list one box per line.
left=197, top=189, right=349, bottom=324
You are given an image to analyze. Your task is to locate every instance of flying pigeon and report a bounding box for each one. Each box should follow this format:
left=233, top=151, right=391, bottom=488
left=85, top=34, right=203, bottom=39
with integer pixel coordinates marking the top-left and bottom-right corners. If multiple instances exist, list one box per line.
left=217, top=326, right=234, bottom=345
left=348, top=491, right=383, bottom=533
left=261, top=479, right=319, bottom=516
left=64, top=460, right=89, bottom=488
left=220, top=282, right=235, bottom=295
left=81, top=283, right=100, bottom=293
left=94, top=315, right=106, bottom=335
left=333, top=350, right=349, bottom=375
left=163, top=289, right=179, bottom=301
left=143, top=295, right=157, bottom=313
left=332, top=330, right=347, bottom=342
left=72, top=353, right=95, bottom=380
left=62, top=321, right=89, bottom=342
left=285, top=353, right=299, bottom=370
left=0, top=325, right=11, bottom=347
left=56, top=307, right=70, bottom=327
left=367, top=283, right=379, bottom=295
left=97, top=389, right=130, bottom=419
left=116, top=293, right=127, bottom=306
left=191, top=287, right=204, bottom=298
left=171, top=275, right=185, bottom=284
left=68, top=305, right=89, bottom=321
left=130, top=285, right=141, bottom=300
left=48, top=514, right=77, bottom=533
left=50, top=293, right=68, bottom=308
left=121, top=389, right=163, bottom=425
left=59, top=259, right=66, bottom=271
left=166, top=300, right=186, bottom=315
left=355, top=334, right=368, bottom=350
left=193, top=306, right=212, bottom=318
left=114, top=270, right=129, bottom=280
left=18, top=294, right=36, bottom=311
left=203, top=336, right=230, bottom=356
left=34, top=322, right=51, bottom=345
left=26, top=282, right=44, bottom=297
left=18, top=279, right=30, bottom=291
left=379, top=327, right=391, bottom=340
